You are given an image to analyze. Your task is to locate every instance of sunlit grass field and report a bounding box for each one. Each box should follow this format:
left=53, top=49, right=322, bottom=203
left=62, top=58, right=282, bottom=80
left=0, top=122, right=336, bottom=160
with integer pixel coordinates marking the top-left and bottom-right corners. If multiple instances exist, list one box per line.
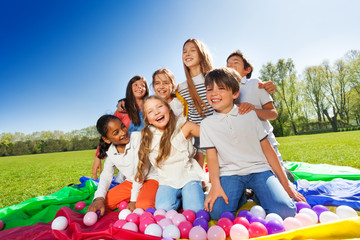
left=0, top=131, right=359, bottom=209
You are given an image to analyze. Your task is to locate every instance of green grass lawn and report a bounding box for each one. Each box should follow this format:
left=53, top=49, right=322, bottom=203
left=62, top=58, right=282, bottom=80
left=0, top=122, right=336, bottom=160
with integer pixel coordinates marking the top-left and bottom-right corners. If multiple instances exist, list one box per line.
left=0, top=131, right=359, bottom=209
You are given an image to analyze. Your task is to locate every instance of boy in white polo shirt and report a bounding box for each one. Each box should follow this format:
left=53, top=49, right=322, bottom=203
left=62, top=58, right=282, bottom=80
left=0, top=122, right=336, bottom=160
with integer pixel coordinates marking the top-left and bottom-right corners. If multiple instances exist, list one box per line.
left=200, top=67, right=305, bottom=220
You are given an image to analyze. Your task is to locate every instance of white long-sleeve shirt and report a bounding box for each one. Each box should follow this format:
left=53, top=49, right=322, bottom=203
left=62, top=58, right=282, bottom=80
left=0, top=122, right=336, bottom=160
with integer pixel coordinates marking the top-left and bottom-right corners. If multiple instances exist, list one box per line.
left=93, top=132, right=156, bottom=201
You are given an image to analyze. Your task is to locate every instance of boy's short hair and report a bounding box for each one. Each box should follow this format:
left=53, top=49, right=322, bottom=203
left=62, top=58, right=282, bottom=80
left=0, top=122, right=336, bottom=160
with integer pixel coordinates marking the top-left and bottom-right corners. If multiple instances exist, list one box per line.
left=205, top=67, right=241, bottom=94
left=227, top=50, right=254, bottom=79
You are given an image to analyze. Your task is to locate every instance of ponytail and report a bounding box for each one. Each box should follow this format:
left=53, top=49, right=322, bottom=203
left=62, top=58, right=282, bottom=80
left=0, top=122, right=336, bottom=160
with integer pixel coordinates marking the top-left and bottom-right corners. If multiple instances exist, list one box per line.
left=98, top=137, right=111, bottom=159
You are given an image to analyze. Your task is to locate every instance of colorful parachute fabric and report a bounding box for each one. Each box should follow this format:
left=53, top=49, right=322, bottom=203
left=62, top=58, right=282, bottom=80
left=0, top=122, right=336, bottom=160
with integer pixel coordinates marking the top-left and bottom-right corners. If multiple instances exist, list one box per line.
left=0, top=162, right=359, bottom=239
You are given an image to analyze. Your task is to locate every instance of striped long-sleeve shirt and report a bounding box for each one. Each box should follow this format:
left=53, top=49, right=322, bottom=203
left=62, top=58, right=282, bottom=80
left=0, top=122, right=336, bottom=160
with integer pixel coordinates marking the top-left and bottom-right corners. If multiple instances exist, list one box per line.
left=177, top=74, right=213, bottom=124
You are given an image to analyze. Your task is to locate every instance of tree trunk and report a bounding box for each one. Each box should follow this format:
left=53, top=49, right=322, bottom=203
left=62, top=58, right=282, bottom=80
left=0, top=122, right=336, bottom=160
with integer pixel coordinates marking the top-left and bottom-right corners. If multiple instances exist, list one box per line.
left=323, top=109, right=338, bottom=132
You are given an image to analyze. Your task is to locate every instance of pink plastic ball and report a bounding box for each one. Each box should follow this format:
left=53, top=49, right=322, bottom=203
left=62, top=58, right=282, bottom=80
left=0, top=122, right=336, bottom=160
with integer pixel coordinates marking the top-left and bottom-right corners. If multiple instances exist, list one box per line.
left=126, top=213, right=140, bottom=226
left=154, top=215, right=165, bottom=223
left=207, top=225, right=226, bottom=240
left=165, top=209, right=178, bottom=220
left=299, top=208, right=318, bottom=224
left=154, top=209, right=167, bottom=217
left=133, top=208, right=145, bottom=216
left=118, top=201, right=128, bottom=211
left=295, top=201, right=311, bottom=213
left=158, top=218, right=173, bottom=230
left=162, top=224, right=180, bottom=239
left=113, top=219, right=126, bottom=229
left=0, top=220, right=4, bottom=231
left=140, top=212, right=154, bottom=221
left=144, top=223, right=163, bottom=237
left=189, top=226, right=207, bottom=240
left=122, top=222, right=138, bottom=232
left=83, top=212, right=98, bottom=226
left=75, top=201, right=86, bottom=210
left=230, top=224, right=249, bottom=240
left=233, top=217, right=250, bottom=229
left=283, top=217, right=303, bottom=231
left=248, top=222, right=268, bottom=238
left=178, top=220, right=193, bottom=239
left=295, top=213, right=314, bottom=227
left=183, top=209, right=196, bottom=223
left=139, top=217, right=156, bottom=233
left=172, top=213, right=187, bottom=226
left=217, top=217, right=233, bottom=237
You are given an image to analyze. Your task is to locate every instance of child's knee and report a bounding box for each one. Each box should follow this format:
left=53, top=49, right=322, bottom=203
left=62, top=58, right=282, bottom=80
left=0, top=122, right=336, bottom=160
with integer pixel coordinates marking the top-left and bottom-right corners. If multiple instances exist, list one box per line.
left=136, top=199, right=155, bottom=210
left=270, top=200, right=296, bottom=219
left=155, top=199, right=179, bottom=211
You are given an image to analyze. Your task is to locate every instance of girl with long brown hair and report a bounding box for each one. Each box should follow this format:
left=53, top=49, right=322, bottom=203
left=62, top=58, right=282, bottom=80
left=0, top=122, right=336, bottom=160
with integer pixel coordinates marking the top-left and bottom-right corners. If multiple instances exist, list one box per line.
left=135, top=95, right=207, bottom=212
left=176, top=38, right=214, bottom=168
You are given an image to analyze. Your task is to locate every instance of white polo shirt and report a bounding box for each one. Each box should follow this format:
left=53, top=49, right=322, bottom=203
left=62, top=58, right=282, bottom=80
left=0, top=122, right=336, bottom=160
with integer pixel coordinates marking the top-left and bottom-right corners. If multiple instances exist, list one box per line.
left=94, top=132, right=157, bottom=202
left=200, top=106, right=272, bottom=176
left=238, top=77, right=279, bottom=147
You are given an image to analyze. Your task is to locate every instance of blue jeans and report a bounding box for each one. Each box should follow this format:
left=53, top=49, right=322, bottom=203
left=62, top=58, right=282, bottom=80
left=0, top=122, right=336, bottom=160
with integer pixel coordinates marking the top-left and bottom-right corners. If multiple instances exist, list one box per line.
left=210, top=171, right=296, bottom=220
left=155, top=181, right=204, bottom=213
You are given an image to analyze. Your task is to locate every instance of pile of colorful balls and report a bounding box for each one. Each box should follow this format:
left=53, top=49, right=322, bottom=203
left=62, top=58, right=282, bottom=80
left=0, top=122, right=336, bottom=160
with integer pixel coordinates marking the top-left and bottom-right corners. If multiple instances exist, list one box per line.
left=50, top=200, right=359, bottom=240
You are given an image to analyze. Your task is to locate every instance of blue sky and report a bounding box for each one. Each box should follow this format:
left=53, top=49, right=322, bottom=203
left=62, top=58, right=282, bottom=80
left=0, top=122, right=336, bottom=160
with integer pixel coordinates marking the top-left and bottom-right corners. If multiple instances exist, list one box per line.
left=1, top=0, right=359, bottom=134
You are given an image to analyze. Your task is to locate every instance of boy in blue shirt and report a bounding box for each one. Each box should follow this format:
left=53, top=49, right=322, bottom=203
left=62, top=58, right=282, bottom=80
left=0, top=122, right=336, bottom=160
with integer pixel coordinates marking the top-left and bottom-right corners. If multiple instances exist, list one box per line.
left=200, top=67, right=305, bottom=220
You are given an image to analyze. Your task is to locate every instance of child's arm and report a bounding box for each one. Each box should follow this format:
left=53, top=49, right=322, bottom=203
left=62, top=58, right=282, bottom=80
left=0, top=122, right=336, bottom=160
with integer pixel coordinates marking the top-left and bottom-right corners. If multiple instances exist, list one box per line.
left=260, top=138, right=306, bottom=202
left=258, top=81, right=276, bottom=94
left=87, top=159, right=116, bottom=217
left=254, top=102, right=278, bottom=120
left=238, top=101, right=278, bottom=120
left=204, top=148, right=229, bottom=212
left=181, top=121, right=200, bottom=138
left=92, top=156, right=102, bottom=180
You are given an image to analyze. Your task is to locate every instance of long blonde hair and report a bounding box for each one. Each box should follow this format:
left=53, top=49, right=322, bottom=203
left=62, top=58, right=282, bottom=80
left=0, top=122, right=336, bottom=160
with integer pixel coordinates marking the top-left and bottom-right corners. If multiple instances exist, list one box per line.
left=135, top=95, right=176, bottom=183
left=183, top=38, right=213, bottom=117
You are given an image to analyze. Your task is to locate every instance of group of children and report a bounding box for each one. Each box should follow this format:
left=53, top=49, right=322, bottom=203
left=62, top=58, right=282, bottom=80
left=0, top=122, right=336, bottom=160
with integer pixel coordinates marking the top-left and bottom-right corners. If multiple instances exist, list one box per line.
left=86, top=38, right=306, bottom=221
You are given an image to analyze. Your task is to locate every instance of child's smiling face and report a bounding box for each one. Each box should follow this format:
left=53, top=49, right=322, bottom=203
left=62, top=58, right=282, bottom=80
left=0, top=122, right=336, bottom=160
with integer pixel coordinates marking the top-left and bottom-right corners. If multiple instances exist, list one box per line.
left=144, top=98, right=171, bottom=132
left=153, top=73, right=174, bottom=102
left=182, top=41, right=200, bottom=69
left=206, top=82, right=239, bottom=114
left=132, top=79, right=147, bottom=99
left=227, top=55, right=251, bottom=78
left=103, top=119, right=130, bottom=146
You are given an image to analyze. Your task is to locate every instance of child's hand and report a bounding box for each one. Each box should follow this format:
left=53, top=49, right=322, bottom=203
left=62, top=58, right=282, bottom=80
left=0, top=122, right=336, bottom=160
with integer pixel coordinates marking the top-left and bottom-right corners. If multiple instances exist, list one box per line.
left=285, top=185, right=307, bottom=203
left=92, top=156, right=102, bottom=180
left=127, top=201, right=136, bottom=212
left=87, top=197, right=105, bottom=217
left=238, top=102, right=255, bottom=115
left=204, top=184, right=228, bottom=212
left=258, top=81, right=276, bottom=94
left=117, top=100, right=126, bottom=113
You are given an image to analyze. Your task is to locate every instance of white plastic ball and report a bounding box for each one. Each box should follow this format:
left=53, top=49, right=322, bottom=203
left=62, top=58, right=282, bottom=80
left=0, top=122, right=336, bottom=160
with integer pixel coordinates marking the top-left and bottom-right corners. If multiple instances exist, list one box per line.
left=118, top=209, right=132, bottom=220
left=144, top=223, right=163, bottom=237
left=336, top=205, right=358, bottom=219
left=250, top=205, right=266, bottom=219
left=319, top=211, right=340, bottom=223
left=265, top=213, right=283, bottom=223
left=299, top=208, right=318, bottom=224
left=162, top=224, right=180, bottom=239
left=83, top=212, right=98, bottom=226
left=51, top=216, right=68, bottom=230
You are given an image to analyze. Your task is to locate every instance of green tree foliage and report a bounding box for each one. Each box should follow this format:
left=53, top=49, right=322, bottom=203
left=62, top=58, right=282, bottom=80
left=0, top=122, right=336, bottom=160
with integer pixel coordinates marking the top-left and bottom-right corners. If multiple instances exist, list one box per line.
left=0, top=126, right=99, bottom=156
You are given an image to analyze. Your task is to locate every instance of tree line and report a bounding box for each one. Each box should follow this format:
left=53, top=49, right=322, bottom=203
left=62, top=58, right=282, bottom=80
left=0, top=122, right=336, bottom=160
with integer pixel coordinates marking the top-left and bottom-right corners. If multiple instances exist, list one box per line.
left=260, top=50, right=360, bottom=136
left=1, top=50, right=359, bottom=156
left=0, top=127, right=99, bottom=156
